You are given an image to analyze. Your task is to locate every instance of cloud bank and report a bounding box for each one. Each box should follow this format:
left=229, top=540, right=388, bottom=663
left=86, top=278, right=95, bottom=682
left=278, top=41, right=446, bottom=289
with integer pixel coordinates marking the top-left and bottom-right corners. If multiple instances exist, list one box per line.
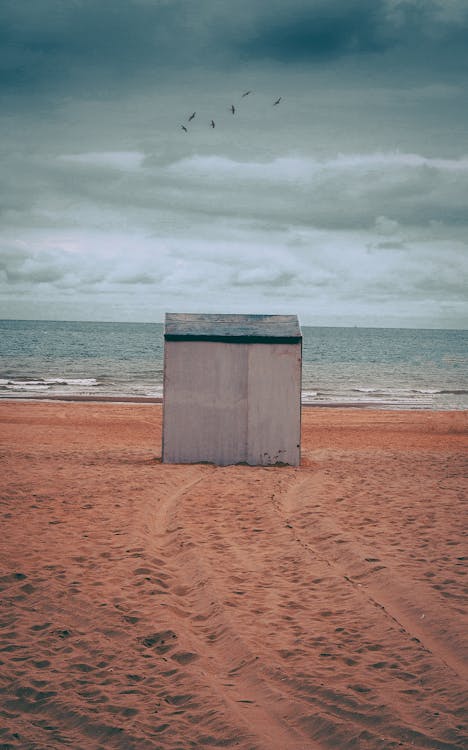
left=1, top=148, right=466, bottom=326
left=1, top=0, right=467, bottom=326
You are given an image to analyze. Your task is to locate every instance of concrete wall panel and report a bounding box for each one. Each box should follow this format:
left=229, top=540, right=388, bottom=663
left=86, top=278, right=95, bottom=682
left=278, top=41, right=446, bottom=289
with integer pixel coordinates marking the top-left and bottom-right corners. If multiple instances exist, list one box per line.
left=163, top=341, right=248, bottom=465
left=247, top=343, right=301, bottom=466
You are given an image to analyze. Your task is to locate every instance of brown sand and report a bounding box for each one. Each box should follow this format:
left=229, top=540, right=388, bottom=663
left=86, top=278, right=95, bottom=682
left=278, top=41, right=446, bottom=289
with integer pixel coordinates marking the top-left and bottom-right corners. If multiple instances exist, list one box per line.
left=0, top=402, right=467, bottom=750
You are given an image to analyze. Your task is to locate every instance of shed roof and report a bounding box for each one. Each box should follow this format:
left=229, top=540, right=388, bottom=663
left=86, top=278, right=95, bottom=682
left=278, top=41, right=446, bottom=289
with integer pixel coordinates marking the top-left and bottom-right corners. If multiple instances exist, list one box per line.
left=164, top=313, right=302, bottom=343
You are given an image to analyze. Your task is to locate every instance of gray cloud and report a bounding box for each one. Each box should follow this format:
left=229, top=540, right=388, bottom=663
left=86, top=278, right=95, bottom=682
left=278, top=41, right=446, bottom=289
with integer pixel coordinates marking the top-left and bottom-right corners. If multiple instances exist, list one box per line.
left=2, top=0, right=468, bottom=101
left=1, top=0, right=467, bottom=327
left=1, top=0, right=185, bottom=93
left=236, top=1, right=396, bottom=62
left=2, top=148, right=468, bottom=262
left=0, top=246, right=68, bottom=285
left=1, top=225, right=466, bottom=327
left=151, top=153, right=468, bottom=231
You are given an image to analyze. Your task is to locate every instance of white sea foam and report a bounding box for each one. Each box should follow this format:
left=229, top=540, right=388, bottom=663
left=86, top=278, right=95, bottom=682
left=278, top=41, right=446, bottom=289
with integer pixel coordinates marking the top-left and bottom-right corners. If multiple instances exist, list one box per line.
left=0, top=377, right=100, bottom=393
left=352, top=387, right=382, bottom=393
left=0, top=382, right=50, bottom=391
left=44, top=378, right=99, bottom=387
left=301, top=386, right=436, bottom=409
left=301, top=391, right=318, bottom=401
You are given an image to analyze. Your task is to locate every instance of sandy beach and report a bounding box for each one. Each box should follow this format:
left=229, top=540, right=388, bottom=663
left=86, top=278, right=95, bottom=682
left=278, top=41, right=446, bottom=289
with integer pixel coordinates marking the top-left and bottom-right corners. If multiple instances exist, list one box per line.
left=0, top=401, right=467, bottom=750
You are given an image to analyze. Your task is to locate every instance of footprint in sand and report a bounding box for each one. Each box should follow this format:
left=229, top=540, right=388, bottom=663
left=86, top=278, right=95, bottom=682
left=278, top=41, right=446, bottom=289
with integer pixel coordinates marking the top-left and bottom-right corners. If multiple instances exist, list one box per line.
left=123, top=615, right=140, bottom=625
left=30, top=622, right=51, bottom=632
left=33, top=660, right=51, bottom=669
left=126, top=673, right=144, bottom=682
left=171, top=651, right=199, bottom=665
left=348, top=683, right=371, bottom=693
left=70, top=662, right=95, bottom=673
left=164, top=693, right=193, bottom=706
left=139, top=630, right=177, bottom=654
left=54, top=629, right=71, bottom=639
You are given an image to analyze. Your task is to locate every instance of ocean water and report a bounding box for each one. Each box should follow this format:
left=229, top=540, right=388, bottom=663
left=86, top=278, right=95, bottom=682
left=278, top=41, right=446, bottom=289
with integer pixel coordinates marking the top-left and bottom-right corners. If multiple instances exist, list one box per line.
left=0, top=319, right=467, bottom=409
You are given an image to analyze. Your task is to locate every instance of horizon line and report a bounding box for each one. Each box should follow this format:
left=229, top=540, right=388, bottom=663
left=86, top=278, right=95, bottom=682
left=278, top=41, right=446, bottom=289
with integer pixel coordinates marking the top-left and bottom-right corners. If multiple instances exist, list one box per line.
left=0, top=317, right=467, bottom=332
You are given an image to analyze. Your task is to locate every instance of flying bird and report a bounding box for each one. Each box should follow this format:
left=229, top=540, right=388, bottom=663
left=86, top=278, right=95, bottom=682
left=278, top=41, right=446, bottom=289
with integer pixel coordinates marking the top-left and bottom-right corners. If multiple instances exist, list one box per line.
left=242, top=90, right=252, bottom=97
left=188, top=112, right=196, bottom=121
left=181, top=125, right=188, bottom=132
left=211, top=119, right=215, bottom=128
left=273, top=97, right=282, bottom=105
left=230, top=104, right=235, bottom=114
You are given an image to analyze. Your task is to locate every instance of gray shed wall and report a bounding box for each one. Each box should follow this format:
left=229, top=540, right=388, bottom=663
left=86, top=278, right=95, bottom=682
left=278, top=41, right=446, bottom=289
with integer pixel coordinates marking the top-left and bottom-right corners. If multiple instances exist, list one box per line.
left=162, top=340, right=301, bottom=466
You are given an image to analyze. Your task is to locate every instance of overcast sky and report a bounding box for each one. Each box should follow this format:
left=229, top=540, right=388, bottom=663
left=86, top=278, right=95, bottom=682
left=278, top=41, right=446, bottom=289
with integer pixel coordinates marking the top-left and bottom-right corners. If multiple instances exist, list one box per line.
left=1, top=0, right=467, bottom=327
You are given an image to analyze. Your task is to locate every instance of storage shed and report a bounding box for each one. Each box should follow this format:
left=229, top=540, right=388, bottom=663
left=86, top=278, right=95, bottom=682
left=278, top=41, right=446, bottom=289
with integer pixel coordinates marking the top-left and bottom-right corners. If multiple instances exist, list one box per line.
left=162, top=313, right=302, bottom=466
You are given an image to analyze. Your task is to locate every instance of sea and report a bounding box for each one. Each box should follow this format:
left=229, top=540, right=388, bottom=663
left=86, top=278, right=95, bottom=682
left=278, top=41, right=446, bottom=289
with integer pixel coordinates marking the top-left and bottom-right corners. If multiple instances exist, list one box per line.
left=0, top=319, right=467, bottom=410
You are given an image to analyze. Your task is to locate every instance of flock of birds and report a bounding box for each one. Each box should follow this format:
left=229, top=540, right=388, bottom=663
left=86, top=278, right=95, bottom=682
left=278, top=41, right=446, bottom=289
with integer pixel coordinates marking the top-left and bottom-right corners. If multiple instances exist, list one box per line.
left=180, top=90, right=282, bottom=133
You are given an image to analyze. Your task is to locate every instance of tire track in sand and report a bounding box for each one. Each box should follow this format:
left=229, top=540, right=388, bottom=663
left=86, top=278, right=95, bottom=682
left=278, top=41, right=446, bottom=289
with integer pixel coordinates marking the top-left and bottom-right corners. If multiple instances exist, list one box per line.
left=142, top=464, right=319, bottom=750
left=280, top=468, right=468, bottom=682
left=142, top=465, right=467, bottom=750
left=274, top=466, right=467, bottom=749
